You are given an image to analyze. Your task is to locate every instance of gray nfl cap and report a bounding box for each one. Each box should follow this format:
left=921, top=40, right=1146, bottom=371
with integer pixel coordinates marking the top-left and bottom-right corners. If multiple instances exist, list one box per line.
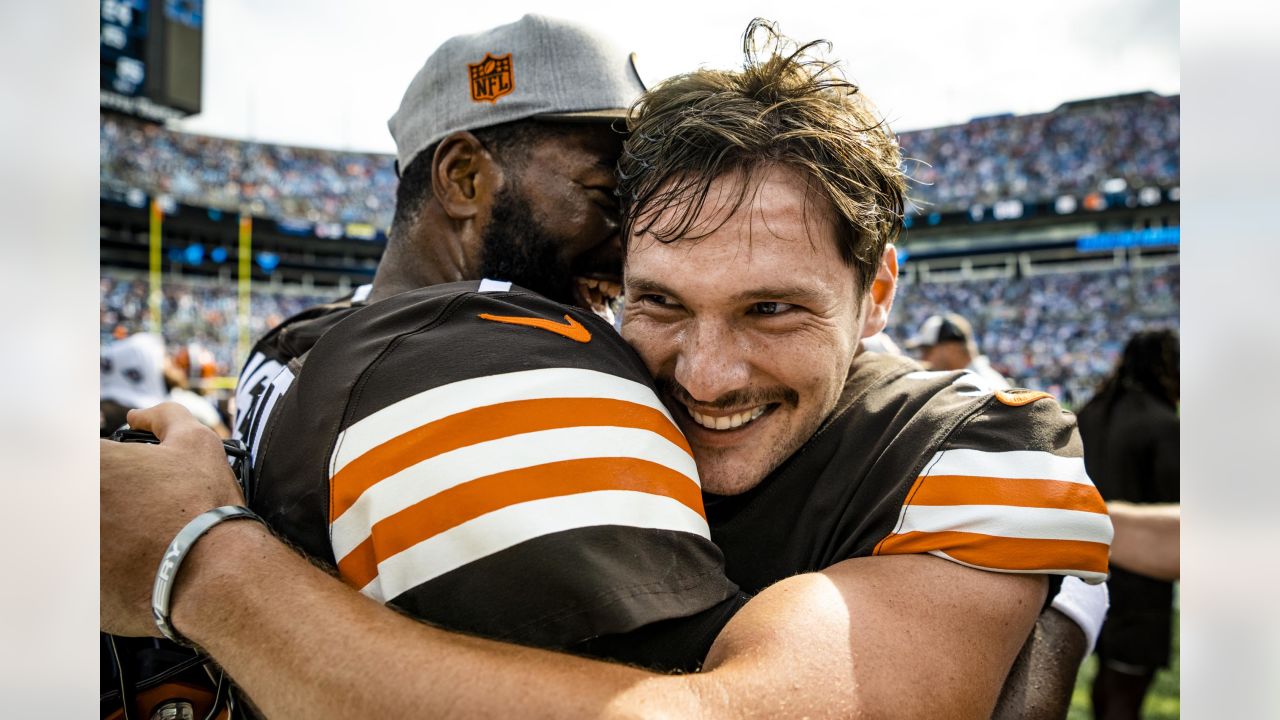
left=388, top=14, right=646, bottom=173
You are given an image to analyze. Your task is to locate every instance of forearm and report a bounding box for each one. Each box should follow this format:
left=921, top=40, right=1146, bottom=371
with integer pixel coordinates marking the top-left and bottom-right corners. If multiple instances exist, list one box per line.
left=991, top=608, right=1087, bottom=720
left=1107, top=501, right=1180, bottom=580
left=172, top=521, right=703, bottom=720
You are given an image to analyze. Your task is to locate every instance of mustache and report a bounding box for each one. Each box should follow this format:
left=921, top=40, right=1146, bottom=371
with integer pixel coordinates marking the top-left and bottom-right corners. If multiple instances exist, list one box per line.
left=655, top=375, right=799, bottom=411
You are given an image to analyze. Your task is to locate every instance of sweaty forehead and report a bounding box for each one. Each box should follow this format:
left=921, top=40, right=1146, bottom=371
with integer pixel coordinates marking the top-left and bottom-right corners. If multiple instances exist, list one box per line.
left=625, top=166, right=852, bottom=295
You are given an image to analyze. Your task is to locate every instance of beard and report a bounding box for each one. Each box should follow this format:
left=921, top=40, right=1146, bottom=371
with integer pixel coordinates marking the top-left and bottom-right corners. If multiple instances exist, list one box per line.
left=479, top=184, right=574, bottom=304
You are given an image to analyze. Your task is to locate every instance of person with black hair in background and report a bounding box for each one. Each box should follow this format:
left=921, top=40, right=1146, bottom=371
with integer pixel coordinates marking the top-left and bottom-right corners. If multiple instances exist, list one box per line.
left=1076, top=329, right=1179, bottom=720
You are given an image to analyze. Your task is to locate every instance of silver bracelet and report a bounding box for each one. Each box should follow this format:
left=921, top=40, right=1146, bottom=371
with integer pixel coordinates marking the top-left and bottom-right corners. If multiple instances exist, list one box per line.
left=152, top=505, right=265, bottom=646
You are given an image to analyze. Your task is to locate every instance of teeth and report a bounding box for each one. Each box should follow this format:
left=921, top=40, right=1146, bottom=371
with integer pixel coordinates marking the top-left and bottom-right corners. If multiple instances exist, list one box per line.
left=688, top=405, right=768, bottom=431
left=573, top=277, right=619, bottom=325
left=575, top=277, right=621, bottom=301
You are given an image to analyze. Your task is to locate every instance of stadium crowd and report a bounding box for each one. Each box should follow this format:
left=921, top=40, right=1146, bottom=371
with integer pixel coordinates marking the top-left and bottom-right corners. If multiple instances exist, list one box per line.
left=100, top=115, right=399, bottom=229
left=899, top=93, right=1180, bottom=212
left=99, top=274, right=333, bottom=377
left=100, top=91, right=1178, bottom=230
left=887, top=264, right=1180, bottom=407
left=101, top=263, right=1178, bottom=410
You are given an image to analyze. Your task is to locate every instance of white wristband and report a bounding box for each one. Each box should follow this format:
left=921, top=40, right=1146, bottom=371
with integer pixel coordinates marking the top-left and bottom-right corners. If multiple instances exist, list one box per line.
left=1050, top=575, right=1110, bottom=656
left=152, top=505, right=265, bottom=646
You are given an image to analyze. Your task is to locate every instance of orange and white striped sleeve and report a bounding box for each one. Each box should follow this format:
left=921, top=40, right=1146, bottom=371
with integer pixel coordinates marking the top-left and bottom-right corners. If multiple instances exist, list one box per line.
left=874, top=397, right=1112, bottom=584
left=326, top=366, right=712, bottom=601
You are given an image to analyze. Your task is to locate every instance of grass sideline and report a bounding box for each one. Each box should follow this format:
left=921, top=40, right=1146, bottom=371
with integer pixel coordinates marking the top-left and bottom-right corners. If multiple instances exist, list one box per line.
left=1068, top=604, right=1180, bottom=719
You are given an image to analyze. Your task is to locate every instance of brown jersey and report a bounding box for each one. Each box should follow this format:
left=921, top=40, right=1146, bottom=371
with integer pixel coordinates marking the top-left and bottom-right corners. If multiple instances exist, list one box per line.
left=707, top=352, right=1112, bottom=594
left=244, top=281, right=738, bottom=655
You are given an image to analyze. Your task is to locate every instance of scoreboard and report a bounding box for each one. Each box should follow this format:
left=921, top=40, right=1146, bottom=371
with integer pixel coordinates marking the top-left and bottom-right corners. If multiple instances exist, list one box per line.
left=100, top=0, right=204, bottom=120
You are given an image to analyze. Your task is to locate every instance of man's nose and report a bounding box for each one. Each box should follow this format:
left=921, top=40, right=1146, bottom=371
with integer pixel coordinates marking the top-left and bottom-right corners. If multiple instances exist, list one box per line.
left=673, top=321, right=752, bottom=404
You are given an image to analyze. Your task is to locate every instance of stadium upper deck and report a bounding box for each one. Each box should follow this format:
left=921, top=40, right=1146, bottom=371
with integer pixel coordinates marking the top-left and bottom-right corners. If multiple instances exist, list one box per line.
left=100, top=91, right=1179, bottom=232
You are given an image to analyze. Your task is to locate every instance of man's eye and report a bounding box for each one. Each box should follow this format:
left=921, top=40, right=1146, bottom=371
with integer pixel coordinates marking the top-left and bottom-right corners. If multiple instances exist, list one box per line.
left=752, top=302, right=794, bottom=316
left=639, top=294, right=674, bottom=307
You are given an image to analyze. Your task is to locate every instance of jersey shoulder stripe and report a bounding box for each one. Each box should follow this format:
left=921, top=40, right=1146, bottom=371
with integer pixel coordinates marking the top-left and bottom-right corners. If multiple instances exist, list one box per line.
left=330, top=423, right=702, bottom=562
left=874, top=446, right=1112, bottom=583
left=331, top=367, right=680, bottom=476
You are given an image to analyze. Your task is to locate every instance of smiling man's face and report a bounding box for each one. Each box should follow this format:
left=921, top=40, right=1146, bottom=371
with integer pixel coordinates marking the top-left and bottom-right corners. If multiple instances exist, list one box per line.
left=621, top=164, right=896, bottom=495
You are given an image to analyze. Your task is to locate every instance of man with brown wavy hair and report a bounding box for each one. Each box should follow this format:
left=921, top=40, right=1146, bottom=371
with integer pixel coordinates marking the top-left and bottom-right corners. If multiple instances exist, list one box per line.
left=101, top=20, right=1110, bottom=718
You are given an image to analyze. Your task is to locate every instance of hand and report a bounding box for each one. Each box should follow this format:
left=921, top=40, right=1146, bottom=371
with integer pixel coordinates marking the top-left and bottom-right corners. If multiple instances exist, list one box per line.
left=100, top=402, right=245, bottom=637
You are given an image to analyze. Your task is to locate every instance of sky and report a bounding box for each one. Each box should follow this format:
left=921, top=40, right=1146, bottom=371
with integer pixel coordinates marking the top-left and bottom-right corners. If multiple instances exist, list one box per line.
left=171, top=0, right=1180, bottom=153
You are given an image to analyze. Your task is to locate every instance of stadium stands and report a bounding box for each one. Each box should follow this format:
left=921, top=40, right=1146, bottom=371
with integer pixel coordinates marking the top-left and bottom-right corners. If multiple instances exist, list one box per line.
left=100, top=274, right=334, bottom=376
left=100, top=91, right=1179, bottom=230
left=899, top=93, right=1179, bottom=214
left=888, top=265, right=1179, bottom=407
left=100, top=114, right=399, bottom=229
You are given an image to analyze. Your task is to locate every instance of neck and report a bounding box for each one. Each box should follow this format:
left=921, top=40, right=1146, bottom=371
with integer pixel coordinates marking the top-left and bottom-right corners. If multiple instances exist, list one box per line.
left=369, top=219, right=475, bottom=303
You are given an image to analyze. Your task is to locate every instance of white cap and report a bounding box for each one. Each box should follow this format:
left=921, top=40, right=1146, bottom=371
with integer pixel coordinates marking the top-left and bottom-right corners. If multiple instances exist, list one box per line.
left=101, top=332, right=168, bottom=410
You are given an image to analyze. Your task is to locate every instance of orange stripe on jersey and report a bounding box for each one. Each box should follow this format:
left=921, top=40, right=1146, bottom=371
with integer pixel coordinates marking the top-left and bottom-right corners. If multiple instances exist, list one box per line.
left=907, top=475, right=1108, bottom=514
left=330, top=397, right=690, bottom=522
left=336, top=456, right=705, bottom=589
left=874, top=530, right=1109, bottom=576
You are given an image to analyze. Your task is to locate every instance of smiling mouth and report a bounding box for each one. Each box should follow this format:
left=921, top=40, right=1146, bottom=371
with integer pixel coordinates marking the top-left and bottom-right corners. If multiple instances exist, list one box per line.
left=572, top=275, right=622, bottom=323
left=683, top=403, right=776, bottom=431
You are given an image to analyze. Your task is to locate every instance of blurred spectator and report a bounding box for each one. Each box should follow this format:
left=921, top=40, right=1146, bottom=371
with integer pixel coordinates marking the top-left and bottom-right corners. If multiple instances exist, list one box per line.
left=100, top=329, right=236, bottom=438
left=904, top=312, right=1010, bottom=389
left=100, top=332, right=169, bottom=435
left=1105, top=501, right=1180, bottom=582
left=1075, top=329, right=1180, bottom=720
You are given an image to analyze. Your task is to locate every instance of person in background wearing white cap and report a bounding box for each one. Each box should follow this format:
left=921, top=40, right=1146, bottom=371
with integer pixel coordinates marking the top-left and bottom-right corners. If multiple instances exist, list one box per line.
left=908, top=312, right=1013, bottom=389
left=102, top=332, right=229, bottom=438
left=102, top=19, right=1108, bottom=719
left=101, top=332, right=170, bottom=435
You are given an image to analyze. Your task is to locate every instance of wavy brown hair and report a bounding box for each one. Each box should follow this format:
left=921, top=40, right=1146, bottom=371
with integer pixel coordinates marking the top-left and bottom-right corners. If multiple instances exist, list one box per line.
left=619, top=18, right=906, bottom=292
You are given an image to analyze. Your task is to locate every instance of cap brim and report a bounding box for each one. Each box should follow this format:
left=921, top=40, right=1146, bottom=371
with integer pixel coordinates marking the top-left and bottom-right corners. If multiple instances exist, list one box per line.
left=535, top=108, right=631, bottom=122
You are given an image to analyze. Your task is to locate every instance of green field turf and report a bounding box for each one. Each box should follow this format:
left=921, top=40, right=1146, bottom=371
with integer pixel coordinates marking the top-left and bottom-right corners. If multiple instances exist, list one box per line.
left=1068, top=604, right=1180, bottom=719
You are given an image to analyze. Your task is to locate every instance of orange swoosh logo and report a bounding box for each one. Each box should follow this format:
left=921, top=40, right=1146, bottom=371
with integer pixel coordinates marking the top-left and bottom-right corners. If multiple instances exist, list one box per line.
left=478, top=313, right=592, bottom=343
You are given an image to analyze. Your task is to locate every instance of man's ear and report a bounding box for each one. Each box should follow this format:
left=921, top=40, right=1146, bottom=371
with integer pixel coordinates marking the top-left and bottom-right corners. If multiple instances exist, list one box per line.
left=861, top=244, right=899, bottom=338
left=431, top=131, right=502, bottom=220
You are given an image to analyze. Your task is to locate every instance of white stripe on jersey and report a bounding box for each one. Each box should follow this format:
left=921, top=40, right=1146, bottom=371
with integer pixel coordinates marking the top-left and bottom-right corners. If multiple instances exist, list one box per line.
left=894, top=504, right=1114, bottom=544
left=952, top=372, right=999, bottom=397
left=923, top=449, right=1094, bottom=485
left=330, top=368, right=678, bottom=477
left=360, top=490, right=711, bottom=602
left=901, top=369, right=998, bottom=396
left=478, top=278, right=512, bottom=293
left=902, top=370, right=953, bottom=382
left=330, top=425, right=699, bottom=560
left=928, top=550, right=1109, bottom=585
